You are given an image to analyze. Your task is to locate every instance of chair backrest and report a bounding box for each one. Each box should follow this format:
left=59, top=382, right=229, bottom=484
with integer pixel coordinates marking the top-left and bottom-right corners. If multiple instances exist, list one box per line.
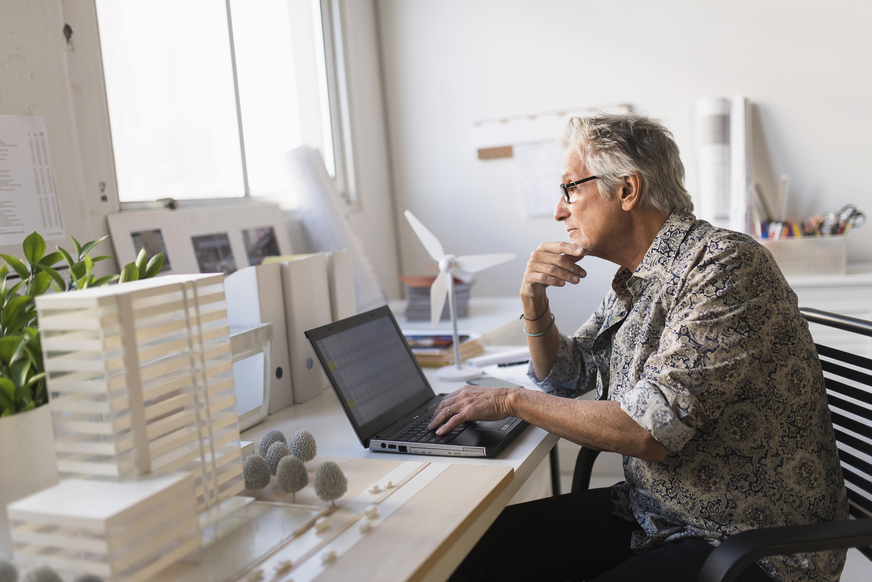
left=801, top=307, right=872, bottom=561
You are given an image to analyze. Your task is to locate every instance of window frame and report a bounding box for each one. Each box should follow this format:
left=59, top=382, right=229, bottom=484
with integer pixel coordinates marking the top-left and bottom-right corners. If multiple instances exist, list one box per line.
left=105, top=0, right=356, bottom=212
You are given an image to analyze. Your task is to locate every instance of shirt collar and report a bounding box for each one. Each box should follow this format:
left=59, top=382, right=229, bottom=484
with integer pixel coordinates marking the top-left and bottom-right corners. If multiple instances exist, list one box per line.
left=611, top=209, right=697, bottom=296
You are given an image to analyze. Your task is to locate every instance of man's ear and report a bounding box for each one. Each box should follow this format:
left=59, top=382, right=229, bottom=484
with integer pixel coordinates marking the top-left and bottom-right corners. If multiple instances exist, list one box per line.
left=619, top=174, right=642, bottom=211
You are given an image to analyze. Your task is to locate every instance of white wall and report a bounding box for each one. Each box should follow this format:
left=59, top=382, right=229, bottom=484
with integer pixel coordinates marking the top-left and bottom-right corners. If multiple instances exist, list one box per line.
left=0, top=1, right=118, bottom=270
left=376, top=0, right=872, bottom=329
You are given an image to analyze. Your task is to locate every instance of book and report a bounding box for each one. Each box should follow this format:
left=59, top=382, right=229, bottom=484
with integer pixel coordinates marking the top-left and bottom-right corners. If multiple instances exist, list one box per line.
left=400, top=275, right=470, bottom=322
left=404, top=333, right=484, bottom=367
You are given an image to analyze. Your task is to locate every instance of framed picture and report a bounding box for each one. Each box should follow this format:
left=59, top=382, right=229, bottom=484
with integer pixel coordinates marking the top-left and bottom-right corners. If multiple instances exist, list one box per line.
left=242, top=226, right=281, bottom=266
left=192, top=232, right=237, bottom=275
left=107, top=203, right=292, bottom=276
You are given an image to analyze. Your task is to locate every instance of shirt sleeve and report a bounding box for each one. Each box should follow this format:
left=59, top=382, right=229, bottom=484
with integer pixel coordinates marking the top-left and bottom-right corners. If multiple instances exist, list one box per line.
left=620, top=241, right=790, bottom=453
left=526, top=297, right=608, bottom=399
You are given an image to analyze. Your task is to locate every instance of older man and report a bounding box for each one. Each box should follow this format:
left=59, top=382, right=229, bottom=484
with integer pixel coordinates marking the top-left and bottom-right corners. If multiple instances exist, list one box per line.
left=430, top=114, right=847, bottom=581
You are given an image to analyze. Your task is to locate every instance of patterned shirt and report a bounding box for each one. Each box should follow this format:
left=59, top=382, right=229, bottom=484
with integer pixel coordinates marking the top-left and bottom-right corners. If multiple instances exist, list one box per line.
left=531, top=210, right=848, bottom=581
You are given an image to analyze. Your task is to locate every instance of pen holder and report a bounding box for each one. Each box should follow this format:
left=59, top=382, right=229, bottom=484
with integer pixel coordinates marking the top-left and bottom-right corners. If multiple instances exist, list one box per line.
left=759, top=235, right=847, bottom=276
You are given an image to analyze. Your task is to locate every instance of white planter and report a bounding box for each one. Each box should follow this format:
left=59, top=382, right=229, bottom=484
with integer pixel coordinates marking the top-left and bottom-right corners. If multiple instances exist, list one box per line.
left=0, top=404, right=59, bottom=559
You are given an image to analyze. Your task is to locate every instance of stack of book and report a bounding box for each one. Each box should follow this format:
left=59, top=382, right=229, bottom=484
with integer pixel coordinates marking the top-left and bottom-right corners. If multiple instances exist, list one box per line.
left=405, top=333, right=484, bottom=367
left=400, top=275, right=470, bottom=322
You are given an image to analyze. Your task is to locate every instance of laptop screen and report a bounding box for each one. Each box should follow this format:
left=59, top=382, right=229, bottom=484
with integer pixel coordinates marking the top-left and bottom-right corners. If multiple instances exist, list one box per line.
left=306, top=307, right=434, bottom=443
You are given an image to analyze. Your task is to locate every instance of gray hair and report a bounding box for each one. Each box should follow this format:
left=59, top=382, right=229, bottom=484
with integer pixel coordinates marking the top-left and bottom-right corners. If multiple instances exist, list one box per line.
left=557, top=113, right=693, bottom=213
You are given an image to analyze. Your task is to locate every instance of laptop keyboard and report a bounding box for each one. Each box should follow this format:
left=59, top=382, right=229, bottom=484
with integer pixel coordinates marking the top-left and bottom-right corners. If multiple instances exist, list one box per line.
left=390, top=414, right=469, bottom=444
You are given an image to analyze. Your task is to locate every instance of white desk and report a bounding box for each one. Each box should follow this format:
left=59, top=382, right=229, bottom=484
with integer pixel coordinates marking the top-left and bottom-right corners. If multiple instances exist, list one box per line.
left=240, top=297, right=558, bottom=581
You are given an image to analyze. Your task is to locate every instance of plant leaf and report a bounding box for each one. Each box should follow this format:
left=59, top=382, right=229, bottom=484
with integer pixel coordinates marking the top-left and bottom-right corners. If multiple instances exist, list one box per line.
left=22, top=231, right=46, bottom=266
left=135, top=248, right=148, bottom=278
left=1, top=295, right=32, bottom=329
left=70, top=261, right=86, bottom=283
left=0, top=254, right=29, bottom=280
left=10, top=359, right=30, bottom=388
left=8, top=306, right=37, bottom=335
left=144, top=253, right=165, bottom=279
left=58, top=247, right=80, bottom=290
left=68, top=233, right=83, bottom=259
left=8, top=280, right=25, bottom=297
left=90, top=255, right=115, bottom=263
left=79, top=235, right=109, bottom=260
left=0, top=335, right=29, bottom=365
left=28, top=271, right=53, bottom=297
left=0, top=377, right=15, bottom=399
left=38, top=251, right=64, bottom=268
left=25, top=372, right=45, bottom=390
left=92, top=275, right=119, bottom=287
left=0, top=378, right=16, bottom=413
left=36, top=264, right=66, bottom=292
left=119, top=263, right=139, bottom=283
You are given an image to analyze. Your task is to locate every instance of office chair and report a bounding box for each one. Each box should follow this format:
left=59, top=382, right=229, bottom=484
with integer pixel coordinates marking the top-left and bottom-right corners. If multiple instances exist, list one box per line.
left=570, top=308, right=872, bottom=582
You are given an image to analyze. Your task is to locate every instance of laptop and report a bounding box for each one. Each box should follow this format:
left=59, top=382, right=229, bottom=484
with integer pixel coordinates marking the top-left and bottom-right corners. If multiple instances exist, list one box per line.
left=304, top=306, right=528, bottom=457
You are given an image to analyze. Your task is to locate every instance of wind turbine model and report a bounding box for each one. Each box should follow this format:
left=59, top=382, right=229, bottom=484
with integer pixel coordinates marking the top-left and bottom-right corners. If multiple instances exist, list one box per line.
left=404, top=210, right=515, bottom=381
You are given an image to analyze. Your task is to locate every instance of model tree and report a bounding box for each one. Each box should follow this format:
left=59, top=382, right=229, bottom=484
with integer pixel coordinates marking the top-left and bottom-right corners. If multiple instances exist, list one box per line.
left=313, top=461, right=347, bottom=506
left=276, top=455, right=308, bottom=501
left=265, top=441, right=291, bottom=476
left=243, top=454, right=271, bottom=491
left=259, top=429, right=287, bottom=458
left=288, top=429, right=317, bottom=462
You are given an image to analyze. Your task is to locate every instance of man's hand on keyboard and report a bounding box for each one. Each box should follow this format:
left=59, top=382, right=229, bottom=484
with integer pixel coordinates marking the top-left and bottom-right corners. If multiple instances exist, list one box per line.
left=428, top=385, right=518, bottom=436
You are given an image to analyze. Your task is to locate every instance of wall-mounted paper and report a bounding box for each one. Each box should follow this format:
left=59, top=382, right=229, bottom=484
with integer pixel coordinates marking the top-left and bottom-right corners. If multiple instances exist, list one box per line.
left=0, top=115, right=64, bottom=245
left=471, top=105, right=633, bottom=218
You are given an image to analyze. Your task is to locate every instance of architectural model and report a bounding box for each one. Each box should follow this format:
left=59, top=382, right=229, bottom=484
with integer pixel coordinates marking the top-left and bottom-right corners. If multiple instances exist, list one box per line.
left=7, top=275, right=248, bottom=581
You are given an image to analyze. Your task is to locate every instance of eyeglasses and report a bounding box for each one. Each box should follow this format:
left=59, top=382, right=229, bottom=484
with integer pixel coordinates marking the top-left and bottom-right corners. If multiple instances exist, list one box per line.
left=560, top=175, right=600, bottom=203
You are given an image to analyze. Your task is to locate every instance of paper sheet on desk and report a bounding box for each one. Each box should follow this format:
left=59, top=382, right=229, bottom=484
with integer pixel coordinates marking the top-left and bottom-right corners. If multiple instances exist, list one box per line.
left=466, top=347, right=529, bottom=368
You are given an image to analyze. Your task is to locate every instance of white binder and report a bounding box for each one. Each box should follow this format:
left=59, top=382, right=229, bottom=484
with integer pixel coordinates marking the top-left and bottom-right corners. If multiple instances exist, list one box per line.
left=225, top=262, right=295, bottom=413
left=326, top=249, right=356, bottom=321
left=279, top=254, right=333, bottom=403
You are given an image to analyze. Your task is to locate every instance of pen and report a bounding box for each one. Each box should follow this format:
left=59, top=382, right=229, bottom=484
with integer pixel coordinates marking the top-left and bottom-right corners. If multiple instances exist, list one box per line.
left=498, top=359, right=530, bottom=367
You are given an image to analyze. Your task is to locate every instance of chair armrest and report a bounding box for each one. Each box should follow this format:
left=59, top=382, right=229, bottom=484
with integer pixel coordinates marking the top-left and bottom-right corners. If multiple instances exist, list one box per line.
left=698, top=518, right=872, bottom=582
left=570, top=447, right=601, bottom=493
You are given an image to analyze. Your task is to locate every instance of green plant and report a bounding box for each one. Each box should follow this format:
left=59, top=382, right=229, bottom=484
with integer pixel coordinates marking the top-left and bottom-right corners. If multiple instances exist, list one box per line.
left=0, top=232, right=164, bottom=416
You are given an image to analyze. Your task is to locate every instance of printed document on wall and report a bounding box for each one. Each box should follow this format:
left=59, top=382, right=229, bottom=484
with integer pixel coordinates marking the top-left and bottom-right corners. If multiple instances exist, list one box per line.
left=514, top=141, right=563, bottom=217
left=0, top=115, right=64, bottom=245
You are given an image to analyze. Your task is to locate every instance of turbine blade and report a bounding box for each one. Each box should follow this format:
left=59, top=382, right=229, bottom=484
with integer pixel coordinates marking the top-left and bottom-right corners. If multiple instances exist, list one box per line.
left=430, top=270, right=450, bottom=329
left=405, top=210, right=445, bottom=262
left=455, top=253, right=516, bottom=273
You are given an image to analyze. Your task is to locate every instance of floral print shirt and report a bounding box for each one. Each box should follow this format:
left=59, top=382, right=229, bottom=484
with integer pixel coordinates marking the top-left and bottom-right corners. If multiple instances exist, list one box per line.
left=531, top=210, right=848, bottom=581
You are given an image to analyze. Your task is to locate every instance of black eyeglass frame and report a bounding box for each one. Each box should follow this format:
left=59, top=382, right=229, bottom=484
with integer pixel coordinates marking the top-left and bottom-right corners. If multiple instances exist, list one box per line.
left=560, top=175, right=600, bottom=203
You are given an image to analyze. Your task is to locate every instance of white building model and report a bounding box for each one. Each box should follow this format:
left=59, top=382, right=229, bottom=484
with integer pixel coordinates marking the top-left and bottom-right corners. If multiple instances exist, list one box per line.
left=6, top=274, right=250, bottom=581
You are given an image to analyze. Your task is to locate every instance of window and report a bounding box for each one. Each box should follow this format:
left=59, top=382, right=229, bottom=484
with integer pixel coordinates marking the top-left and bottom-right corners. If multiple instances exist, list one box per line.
left=96, top=0, right=344, bottom=205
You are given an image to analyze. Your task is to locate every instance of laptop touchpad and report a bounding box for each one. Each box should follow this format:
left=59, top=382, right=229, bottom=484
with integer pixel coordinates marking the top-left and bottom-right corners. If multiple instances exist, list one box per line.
left=475, top=419, right=510, bottom=431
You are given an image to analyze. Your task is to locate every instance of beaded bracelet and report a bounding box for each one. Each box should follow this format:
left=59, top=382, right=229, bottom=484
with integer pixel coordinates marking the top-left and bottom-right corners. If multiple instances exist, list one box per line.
left=523, top=313, right=555, bottom=337
left=519, top=298, right=550, bottom=322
